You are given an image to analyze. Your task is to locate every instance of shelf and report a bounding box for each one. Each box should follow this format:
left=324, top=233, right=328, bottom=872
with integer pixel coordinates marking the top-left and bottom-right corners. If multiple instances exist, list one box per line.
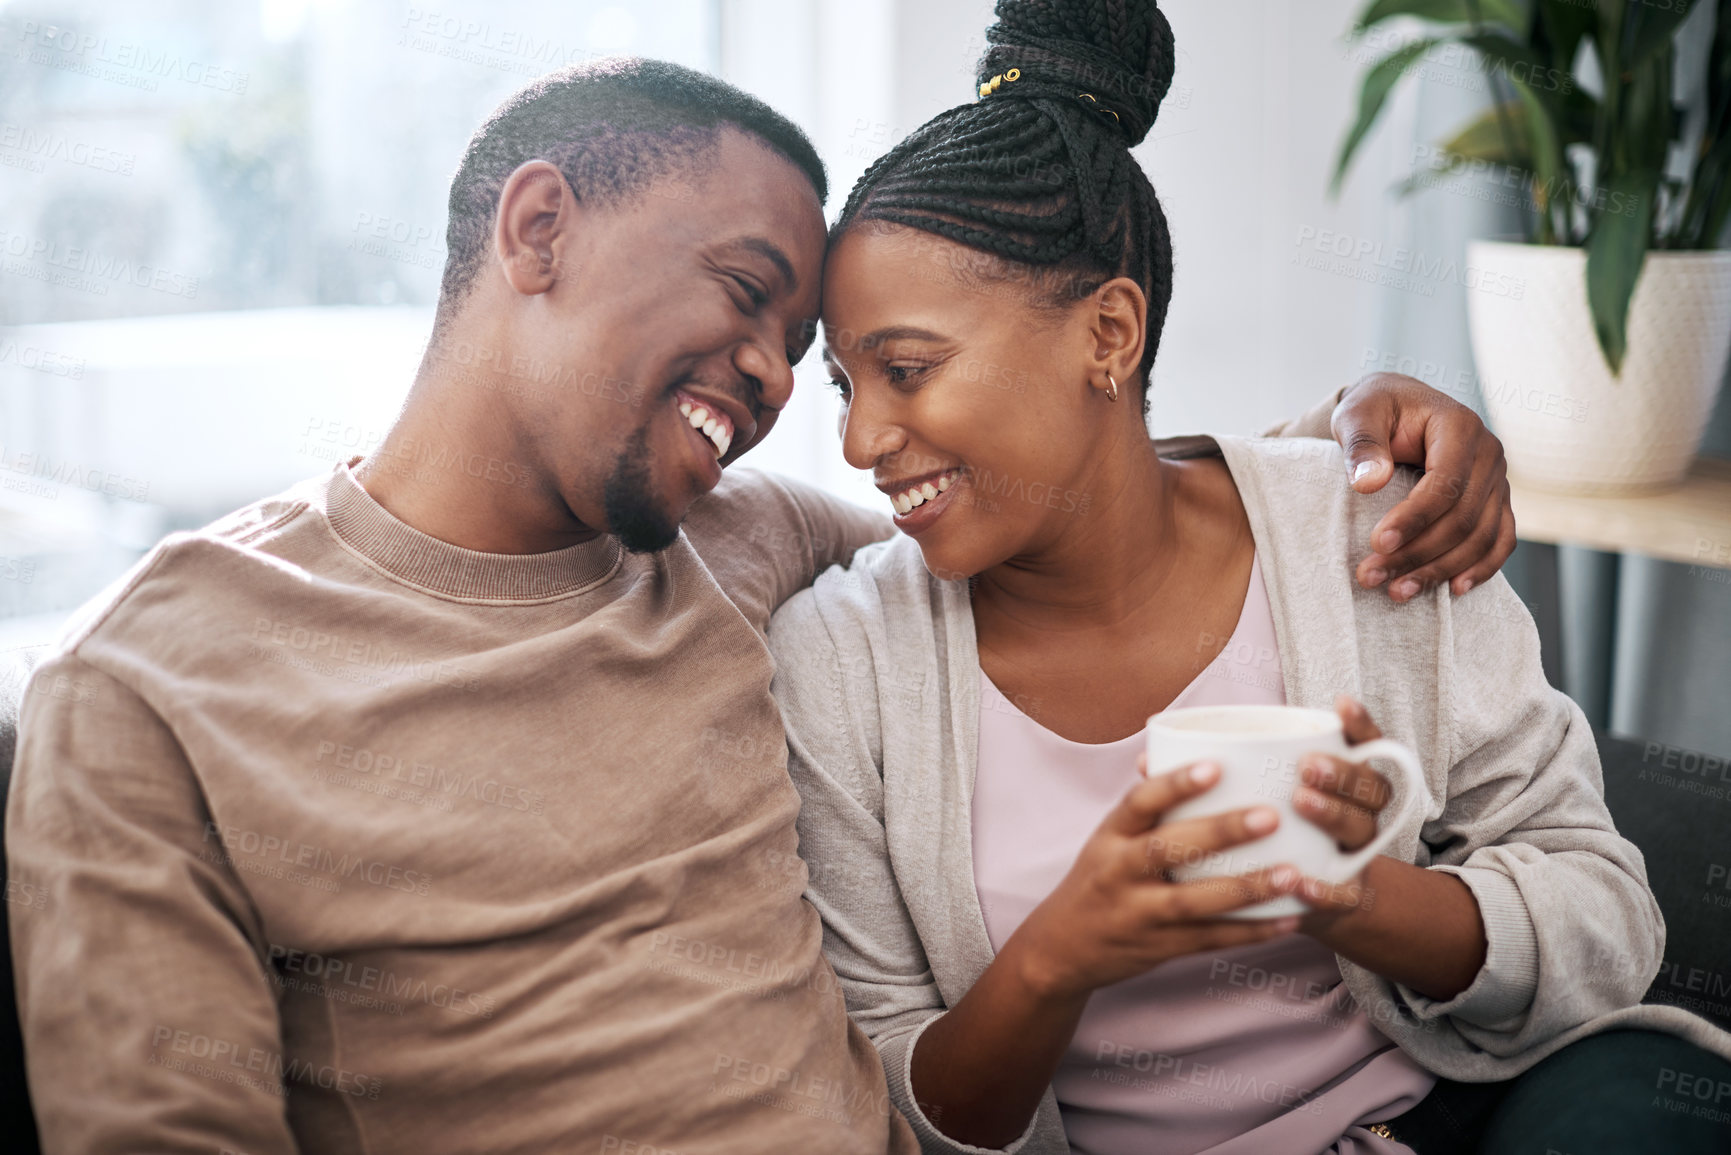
left=1509, top=457, right=1731, bottom=570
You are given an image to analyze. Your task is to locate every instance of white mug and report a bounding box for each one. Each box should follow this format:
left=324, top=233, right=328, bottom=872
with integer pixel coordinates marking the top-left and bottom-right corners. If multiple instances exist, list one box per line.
left=1145, top=704, right=1427, bottom=919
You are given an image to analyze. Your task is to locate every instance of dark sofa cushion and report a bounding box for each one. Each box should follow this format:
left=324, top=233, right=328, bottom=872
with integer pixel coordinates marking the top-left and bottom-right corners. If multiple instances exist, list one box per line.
left=1, top=644, right=45, bottom=1154
left=1597, top=730, right=1731, bottom=1032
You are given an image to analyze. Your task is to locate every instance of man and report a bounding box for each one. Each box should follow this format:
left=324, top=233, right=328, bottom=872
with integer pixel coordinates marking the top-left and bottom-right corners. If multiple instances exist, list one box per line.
left=7, top=60, right=1514, bottom=1154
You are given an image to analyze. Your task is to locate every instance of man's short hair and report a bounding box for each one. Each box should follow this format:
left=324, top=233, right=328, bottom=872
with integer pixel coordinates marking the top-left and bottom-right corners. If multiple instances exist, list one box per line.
left=438, top=57, right=828, bottom=322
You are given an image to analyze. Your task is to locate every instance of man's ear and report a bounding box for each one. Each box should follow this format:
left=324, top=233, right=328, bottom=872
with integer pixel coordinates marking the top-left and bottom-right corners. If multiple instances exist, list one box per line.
left=493, top=160, right=575, bottom=297
left=1088, top=277, right=1148, bottom=392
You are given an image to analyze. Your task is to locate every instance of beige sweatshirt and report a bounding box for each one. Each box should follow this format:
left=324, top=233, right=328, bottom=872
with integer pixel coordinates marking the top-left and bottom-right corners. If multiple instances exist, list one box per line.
left=7, top=462, right=917, bottom=1155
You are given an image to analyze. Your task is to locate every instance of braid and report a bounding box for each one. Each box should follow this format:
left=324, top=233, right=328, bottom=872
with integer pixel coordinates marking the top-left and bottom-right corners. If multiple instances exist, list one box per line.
left=835, top=0, right=1176, bottom=407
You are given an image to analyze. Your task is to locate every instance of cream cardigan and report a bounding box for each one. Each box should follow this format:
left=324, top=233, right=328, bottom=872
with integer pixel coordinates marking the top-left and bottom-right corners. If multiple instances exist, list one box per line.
left=768, top=435, right=1731, bottom=1155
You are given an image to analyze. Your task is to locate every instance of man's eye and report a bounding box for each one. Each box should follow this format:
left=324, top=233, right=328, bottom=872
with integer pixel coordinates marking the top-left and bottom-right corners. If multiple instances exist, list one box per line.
left=732, top=276, right=768, bottom=310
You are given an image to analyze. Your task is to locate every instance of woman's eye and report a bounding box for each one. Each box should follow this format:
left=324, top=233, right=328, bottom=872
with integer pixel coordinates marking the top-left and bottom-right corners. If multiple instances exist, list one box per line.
left=827, top=377, right=852, bottom=400
left=885, top=364, right=927, bottom=385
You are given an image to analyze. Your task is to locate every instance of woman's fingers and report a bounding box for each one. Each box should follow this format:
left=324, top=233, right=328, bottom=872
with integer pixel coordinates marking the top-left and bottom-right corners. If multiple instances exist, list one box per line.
left=1335, top=696, right=1383, bottom=744
left=1102, top=760, right=1220, bottom=839
left=1161, top=913, right=1303, bottom=953
left=1293, top=776, right=1381, bottom=850
left=1146, top=865, right=1302, bottom=922
left=1136, top=803, right=1280, bottom=878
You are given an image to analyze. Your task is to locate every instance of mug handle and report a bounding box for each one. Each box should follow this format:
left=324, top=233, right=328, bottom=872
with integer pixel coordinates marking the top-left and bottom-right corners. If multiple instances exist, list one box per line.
left=1324, top=738, right=1429, bottom=884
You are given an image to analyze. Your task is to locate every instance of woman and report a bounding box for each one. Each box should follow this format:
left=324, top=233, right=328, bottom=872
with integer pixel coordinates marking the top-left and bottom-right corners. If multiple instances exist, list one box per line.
left=767, top=2, right=1731, bottom=1153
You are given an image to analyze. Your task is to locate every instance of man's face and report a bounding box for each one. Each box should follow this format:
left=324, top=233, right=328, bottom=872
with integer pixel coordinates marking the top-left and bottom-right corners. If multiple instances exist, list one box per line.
left=509, top=128, right=826, bottom=552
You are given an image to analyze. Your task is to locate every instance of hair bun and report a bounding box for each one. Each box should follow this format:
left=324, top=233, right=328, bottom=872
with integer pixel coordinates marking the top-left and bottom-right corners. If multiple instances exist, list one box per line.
left=975, top=0, right=1174, bottom=147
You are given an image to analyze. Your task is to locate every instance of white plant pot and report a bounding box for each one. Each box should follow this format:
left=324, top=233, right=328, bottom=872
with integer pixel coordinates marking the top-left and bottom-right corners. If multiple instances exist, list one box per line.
left=1465, top=241, right=1731, bottom=494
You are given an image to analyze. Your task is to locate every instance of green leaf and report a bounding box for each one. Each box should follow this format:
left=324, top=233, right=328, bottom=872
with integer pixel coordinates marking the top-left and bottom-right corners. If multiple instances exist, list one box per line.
left=1510, top=76, right=1569, bottom=239
left=1331, top=37, right=1442, bottom=196
left=1623, top=0, right=1697, bottom=70
left=1440, top=100, right=1535, bottom=166
left=1585, top=167, right=1660, bottom=373
left=1537, top=0, right=1597, bottom=74
left=1354, top=0, right=1525, bottom=34
left=1459, top=29, right=1571, bottom=93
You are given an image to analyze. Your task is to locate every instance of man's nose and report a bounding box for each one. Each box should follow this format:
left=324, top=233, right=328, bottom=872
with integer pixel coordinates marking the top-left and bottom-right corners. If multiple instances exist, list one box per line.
left=733, top=339, right=795, bottom=412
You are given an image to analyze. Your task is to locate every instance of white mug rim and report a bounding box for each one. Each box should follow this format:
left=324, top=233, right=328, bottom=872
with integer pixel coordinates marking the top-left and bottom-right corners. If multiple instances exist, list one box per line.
left=1147, top=704, right=1342, bottom=739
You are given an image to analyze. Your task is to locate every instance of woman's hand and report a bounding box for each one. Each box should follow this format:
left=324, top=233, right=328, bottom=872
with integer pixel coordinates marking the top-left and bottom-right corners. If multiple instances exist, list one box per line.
left=1332, top=372, right=1517, bottom=602
left=1289, top=697, right=1393, bottom=933
left=1287, top=697, right=1489, bottom=1000
left=1009, top=758, right=1304, bottom=1001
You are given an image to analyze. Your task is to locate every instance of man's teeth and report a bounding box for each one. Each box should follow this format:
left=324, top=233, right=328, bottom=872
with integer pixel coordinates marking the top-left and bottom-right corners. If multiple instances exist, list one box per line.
left=677, top=400, right=732, bottom=459
left=890, top=470, right=958, bottom=515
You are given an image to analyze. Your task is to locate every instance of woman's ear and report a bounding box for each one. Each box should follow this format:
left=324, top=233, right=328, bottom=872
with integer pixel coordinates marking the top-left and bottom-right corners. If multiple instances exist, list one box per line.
left=493, top=160, right=575, bottom=297
left=1088, top=277, right=1148, bottom=396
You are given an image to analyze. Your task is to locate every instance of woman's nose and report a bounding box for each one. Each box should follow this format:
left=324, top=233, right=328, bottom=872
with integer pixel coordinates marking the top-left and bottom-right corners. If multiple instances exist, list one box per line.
left=840, top=387, right=906, bottom=472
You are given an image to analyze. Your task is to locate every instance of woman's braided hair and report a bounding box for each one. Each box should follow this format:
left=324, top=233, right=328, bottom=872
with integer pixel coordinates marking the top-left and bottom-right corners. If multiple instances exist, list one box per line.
left=835, top=0, right=1176, bottom=407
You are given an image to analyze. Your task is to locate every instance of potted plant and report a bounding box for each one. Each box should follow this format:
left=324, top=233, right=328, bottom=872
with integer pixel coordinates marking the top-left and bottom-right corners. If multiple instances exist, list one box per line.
left=1334, top=0, right=1731, bottom=493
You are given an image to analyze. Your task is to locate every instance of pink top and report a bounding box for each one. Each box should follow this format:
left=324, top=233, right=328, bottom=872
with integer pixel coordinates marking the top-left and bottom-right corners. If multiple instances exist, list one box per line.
left=973, top=555, right=1435, bottom=1155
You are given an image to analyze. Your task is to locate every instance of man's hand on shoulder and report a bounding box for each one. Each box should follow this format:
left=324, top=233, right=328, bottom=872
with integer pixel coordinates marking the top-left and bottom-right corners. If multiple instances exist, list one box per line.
left=1329, top=372, right=1516, bottom=603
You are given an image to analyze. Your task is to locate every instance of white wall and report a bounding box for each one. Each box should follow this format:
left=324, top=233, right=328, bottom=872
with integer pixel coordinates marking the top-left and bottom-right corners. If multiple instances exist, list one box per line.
left=884, top=0, right=1443, bottom=439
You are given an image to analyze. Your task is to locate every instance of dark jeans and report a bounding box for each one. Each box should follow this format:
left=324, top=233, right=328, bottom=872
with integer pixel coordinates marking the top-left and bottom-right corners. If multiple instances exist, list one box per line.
left=1382, top=1029, right=1731, bottom=1154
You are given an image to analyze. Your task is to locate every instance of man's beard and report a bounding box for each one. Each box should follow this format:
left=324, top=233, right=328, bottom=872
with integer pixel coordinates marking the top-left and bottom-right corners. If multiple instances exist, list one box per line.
left=601, top=424, right=682, bottom=554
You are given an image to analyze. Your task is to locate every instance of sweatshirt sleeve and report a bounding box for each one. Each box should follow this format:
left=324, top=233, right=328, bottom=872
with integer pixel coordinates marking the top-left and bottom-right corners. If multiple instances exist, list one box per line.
left=7, top=652, right=299, bottom=1155
left=769, top=589, right=1038, bottom=1155
left=1383, top=575, right=1664, bottom=1049
left=770, top=474, right=896, bottom=572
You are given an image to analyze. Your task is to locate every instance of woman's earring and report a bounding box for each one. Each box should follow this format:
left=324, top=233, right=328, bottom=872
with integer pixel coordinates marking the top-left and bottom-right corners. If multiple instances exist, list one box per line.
left=1106, top=373, right=1119, bottom=403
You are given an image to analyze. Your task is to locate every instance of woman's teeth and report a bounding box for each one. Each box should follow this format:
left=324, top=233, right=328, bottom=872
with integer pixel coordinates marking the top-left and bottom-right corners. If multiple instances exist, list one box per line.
left=677, top=400, right=732, bottom=459
left=891, top=470, right=958, bottom=515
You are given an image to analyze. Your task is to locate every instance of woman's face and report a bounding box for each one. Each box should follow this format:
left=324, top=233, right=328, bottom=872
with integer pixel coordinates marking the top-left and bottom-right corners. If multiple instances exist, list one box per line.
left=821, top=226, right=1126, bottom=580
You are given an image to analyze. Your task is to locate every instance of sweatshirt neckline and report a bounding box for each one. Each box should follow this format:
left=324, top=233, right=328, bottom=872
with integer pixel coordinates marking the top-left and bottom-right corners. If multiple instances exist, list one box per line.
left=323, top=463, right=622, bottom=602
